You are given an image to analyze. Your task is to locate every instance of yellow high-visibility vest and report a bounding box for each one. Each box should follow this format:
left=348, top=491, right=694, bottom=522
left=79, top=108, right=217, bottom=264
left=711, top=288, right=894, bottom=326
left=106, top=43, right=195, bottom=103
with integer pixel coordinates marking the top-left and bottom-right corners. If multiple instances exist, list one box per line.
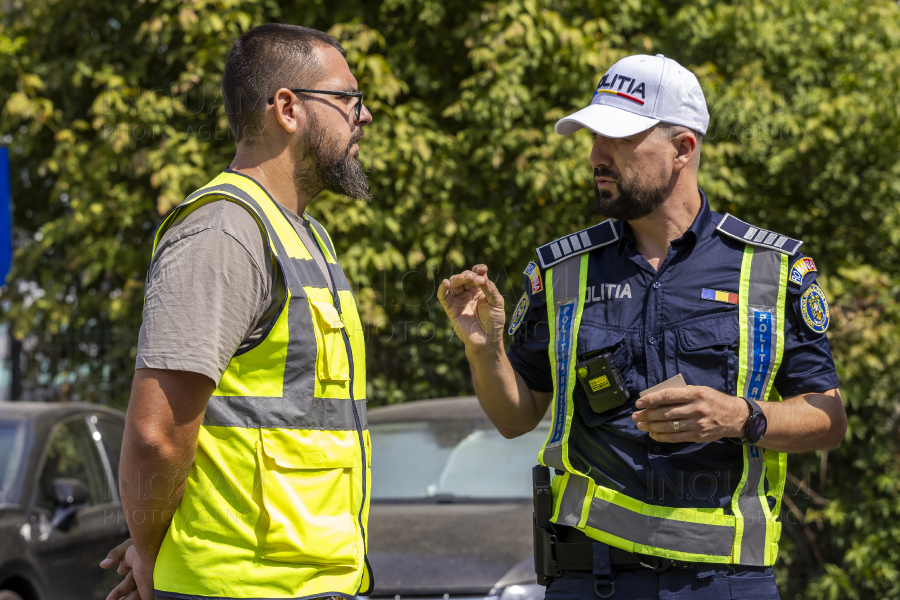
left=150, top=170, right=372, bottom=599
left=539, top=234, right=789, bottom=567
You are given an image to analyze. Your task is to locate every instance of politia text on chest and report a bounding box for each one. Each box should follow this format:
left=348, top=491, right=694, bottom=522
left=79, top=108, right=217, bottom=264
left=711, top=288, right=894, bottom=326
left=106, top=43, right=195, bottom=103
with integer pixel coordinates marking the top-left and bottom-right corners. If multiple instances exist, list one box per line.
left=586, top=284, right=632, bottom=302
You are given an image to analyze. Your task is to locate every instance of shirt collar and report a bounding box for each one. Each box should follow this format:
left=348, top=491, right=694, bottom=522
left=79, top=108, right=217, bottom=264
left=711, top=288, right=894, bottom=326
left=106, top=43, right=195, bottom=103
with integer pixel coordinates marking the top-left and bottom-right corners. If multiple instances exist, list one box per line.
left=616, top=188, right=712, bottom=256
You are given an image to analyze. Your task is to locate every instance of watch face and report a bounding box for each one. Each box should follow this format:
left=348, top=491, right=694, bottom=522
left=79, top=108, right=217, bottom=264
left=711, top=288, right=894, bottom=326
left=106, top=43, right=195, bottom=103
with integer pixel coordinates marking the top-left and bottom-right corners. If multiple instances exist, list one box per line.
left=749, top=414, right=768, bottom=441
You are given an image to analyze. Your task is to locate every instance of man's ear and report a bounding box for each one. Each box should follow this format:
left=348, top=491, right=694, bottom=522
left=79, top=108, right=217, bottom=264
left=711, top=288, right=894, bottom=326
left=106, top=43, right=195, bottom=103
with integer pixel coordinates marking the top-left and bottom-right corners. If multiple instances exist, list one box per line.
left=672, top=131, right=697, bottom=173
left=270, top=88, right=306, bottom=135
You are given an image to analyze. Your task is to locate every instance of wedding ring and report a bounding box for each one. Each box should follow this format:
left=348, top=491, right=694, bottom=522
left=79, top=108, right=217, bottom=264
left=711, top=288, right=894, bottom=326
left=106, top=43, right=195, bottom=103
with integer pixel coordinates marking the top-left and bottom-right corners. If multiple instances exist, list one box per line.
left=673, top=420, right=681, bottom=433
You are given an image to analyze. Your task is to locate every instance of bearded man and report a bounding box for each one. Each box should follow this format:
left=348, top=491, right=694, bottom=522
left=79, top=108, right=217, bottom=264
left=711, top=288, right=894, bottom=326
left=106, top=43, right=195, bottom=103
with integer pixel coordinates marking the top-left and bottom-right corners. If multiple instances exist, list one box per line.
left=100, top=23, right=374, bottom=600
left=439, top=54, right=845, bottom=598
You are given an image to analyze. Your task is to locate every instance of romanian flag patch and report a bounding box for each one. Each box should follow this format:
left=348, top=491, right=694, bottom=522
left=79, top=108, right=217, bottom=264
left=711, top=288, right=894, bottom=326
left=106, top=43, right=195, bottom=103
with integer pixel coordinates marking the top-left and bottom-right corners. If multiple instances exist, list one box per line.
left=524, top=260, right=543, bottom=294
left=701, top=289, right=739, bottom=305
left=789, top=257, right=817, bottom=286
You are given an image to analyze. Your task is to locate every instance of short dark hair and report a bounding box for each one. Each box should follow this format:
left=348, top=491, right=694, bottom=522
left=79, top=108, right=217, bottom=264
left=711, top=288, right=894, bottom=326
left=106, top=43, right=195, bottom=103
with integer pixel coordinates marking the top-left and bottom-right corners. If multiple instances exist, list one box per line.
left=222, top=24, right=347, bottom=144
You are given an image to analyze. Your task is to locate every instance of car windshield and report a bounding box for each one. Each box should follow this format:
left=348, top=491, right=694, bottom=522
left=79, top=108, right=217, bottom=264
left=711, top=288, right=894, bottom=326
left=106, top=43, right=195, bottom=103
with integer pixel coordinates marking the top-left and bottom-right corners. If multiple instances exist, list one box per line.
left=370, top=419, right=550, bottom=500
left=0, top=419, right=27, bottom=505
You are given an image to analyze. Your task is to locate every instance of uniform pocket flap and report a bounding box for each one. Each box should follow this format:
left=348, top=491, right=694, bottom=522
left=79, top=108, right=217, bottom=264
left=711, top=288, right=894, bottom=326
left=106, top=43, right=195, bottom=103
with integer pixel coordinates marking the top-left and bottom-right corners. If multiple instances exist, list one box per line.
left=576, top=326, right=628, bottom=358
left=309, top=300, right=344, bottom=329
left=678, top=316, right=739, bottom=350
left=260, top=429, right=359, bottom=470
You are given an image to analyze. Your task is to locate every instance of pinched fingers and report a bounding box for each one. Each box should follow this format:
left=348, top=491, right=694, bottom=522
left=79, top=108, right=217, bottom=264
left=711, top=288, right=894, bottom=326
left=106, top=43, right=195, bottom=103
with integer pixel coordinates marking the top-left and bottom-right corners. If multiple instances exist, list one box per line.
left=445, top=270, right=487, bottom=297
left=479, top=277, right=504, bottom=309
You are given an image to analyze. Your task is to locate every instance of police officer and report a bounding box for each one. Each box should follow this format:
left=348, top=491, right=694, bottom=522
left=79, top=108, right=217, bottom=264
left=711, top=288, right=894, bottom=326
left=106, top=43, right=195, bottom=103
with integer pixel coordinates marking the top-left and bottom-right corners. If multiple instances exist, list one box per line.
left=439, top=54, right=846, bottom=599
left=100, top=24, right=374, bottom=600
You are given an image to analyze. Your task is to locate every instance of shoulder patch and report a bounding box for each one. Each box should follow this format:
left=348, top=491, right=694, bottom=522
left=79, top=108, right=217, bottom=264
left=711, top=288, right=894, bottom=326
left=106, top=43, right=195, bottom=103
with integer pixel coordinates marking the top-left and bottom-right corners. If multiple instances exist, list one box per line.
left=508, top=292, right=530, bottom=336
left=716, top=214, right=802, bottom=256
left=536, top=220, right=618, bottom=269
left=524, top=260, right=543, bottom=294
left=789, top=257, right=817, bottom=286
left=800, top=283, right=830, bottom=334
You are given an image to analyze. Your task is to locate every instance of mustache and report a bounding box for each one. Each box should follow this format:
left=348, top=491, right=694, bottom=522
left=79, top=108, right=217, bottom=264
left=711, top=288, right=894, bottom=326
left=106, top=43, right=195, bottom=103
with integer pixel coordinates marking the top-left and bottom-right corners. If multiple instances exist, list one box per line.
left=594, top=167, right=619, bottom=182
left=347, top=128, right=364, bottom=152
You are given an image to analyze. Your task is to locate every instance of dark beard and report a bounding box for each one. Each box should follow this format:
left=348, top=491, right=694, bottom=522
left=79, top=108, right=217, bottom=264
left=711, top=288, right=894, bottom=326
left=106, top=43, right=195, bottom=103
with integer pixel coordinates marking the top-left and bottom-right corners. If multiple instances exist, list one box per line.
left=593, top=166, right=668, bottom=220
left=293, top=110, right=371, bottom=202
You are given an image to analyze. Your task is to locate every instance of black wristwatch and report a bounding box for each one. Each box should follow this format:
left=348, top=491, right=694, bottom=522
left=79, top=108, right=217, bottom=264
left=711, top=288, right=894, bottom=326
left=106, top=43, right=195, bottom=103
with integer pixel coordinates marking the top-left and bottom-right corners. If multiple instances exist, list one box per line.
left=729, top=396, right=767, bottom=445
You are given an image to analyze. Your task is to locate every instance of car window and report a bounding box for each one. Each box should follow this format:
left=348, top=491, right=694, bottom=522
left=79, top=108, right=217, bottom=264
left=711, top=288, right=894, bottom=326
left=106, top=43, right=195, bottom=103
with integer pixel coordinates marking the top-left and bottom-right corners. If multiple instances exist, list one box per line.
left=433, top=425, right=550, bottom=498
left=369, top=419, right=549, bottom=500
left=93, top=417, right=124, bottom=490
left=0, top=420, right=27, bottom=505
left=35, top=418, right=107, bottom=512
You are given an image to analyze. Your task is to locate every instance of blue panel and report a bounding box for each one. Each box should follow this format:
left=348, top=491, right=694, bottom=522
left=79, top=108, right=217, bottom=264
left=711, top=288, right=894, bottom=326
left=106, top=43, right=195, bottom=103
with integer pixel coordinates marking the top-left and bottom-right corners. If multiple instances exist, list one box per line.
left=550, top=301, right=576, bottom=444
left=747, top=311, right=773, bottom=401
left=0, top=148, right=10, bottom=284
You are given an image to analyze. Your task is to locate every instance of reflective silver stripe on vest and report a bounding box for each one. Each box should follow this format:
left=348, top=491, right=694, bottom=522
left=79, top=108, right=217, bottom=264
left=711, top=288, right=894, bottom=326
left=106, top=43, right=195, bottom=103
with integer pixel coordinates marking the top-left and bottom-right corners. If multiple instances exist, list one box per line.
left=736, top=247, right=783, bottom=565
left=169, top=183, right=360, bottom=430
left=736, top=446, right=767, bottom=565
left=306, top=216, right=355, bottom=296
left=308, top=216, right=336, bottom=258
left=204, top=397, right=368, bottom=431
left=544, top=256, right=583, bottom=471
left=583, top=494, right=735, bottom=557
left=556, top=474, right=590, bottom=527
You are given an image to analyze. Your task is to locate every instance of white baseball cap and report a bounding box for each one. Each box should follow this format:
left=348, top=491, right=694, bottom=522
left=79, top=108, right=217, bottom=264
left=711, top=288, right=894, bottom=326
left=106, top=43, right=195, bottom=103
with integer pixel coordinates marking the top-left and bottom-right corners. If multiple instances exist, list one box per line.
left=555, top=54, right=709, bottom=138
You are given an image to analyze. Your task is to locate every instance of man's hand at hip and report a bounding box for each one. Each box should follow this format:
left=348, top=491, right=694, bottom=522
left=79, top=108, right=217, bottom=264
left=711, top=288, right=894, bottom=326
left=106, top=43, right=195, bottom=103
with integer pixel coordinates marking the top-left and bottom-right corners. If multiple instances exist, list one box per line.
left=101, top=537, right=154, bottom=600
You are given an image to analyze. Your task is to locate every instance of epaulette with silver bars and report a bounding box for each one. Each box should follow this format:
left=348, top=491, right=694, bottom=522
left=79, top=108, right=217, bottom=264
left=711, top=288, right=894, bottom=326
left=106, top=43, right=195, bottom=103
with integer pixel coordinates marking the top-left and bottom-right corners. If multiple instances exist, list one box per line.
left=536, top=220, right=619, bottom=269
left=716, top=214, right=803, bottom=256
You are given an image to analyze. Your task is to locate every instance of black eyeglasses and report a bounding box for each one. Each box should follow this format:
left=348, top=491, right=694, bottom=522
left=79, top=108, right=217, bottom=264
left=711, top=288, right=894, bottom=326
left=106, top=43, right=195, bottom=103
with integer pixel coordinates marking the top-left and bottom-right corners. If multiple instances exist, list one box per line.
left=267, top=88, right=364, bottom=120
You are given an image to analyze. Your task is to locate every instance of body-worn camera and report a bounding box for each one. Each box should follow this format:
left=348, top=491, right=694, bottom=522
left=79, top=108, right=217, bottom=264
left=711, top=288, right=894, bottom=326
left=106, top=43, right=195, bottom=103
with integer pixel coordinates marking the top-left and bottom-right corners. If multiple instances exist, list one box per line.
left=575, top=351, right=630, bottom=413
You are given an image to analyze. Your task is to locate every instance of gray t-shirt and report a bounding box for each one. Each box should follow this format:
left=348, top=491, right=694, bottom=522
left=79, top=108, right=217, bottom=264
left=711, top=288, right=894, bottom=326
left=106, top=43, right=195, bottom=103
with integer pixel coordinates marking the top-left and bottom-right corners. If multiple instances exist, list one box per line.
left=136, top=199, right=332, bottom=384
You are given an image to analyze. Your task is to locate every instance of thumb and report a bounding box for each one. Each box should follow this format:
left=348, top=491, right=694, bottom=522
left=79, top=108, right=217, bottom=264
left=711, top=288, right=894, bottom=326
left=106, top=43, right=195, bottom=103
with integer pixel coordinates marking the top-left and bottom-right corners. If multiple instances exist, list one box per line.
left=101, top=538, right=133, bottom=568
left=437, top=279, right=451, bottom=312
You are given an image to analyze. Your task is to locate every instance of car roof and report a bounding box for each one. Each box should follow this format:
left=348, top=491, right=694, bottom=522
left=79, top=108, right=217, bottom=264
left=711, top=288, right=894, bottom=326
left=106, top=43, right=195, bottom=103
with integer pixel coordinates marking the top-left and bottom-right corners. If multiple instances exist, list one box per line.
left=368, top=396, right=487, bottom=424
left=0, top=401, right=125, bottom=422
left=367, top=396, right=551, bottom=424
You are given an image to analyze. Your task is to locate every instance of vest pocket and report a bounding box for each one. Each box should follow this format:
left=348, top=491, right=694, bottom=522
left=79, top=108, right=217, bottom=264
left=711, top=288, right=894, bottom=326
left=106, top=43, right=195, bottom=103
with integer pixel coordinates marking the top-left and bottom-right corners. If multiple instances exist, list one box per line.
left=258, top=429, right=360, bottom=566
left=674, top=315, right=739, bottom=394
left=309, top=299, right=351, bottom=382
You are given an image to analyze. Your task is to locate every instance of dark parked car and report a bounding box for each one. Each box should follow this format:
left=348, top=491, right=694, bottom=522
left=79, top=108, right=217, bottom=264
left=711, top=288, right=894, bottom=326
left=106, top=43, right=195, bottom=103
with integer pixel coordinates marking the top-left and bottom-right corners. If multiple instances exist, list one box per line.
left=367, top=396, right=546, bottom=600
left=0, top=402, right=130, bottom=600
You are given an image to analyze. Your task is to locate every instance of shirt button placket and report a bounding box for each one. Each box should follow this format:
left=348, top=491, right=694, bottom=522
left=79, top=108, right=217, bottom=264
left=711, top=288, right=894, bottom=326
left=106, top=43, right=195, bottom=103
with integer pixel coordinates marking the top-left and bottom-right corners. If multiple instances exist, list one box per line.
left=645, top=277, right=664, bottom=385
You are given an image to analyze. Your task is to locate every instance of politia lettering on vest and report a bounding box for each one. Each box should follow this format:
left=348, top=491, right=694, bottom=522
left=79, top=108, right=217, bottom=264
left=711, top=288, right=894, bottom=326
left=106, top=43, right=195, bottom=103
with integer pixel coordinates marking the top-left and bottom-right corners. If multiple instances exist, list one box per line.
left=585, top=283, right=632, bottom=302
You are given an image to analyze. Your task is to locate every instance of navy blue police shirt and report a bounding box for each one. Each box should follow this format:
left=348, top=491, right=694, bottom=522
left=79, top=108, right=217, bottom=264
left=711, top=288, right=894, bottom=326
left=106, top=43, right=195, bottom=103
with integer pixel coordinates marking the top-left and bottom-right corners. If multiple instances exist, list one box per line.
left=507, top=190, right=839, bottom=510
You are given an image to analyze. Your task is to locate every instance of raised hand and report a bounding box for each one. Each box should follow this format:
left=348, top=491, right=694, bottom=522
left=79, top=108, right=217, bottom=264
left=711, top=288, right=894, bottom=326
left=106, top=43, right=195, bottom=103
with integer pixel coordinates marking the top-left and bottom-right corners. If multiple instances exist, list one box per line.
left=438, top=264, right=506, bottom=353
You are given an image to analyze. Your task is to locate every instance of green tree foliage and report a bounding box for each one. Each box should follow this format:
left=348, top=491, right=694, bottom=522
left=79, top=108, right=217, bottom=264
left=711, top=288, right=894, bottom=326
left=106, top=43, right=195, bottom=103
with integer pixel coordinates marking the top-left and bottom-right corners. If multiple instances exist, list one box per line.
left=2, top=0, right=900, bottom=596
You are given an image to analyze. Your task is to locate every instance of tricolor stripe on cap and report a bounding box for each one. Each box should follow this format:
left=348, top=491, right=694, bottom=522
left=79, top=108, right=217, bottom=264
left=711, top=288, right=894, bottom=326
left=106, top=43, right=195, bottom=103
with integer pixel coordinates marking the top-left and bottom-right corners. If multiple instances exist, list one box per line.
left=595, top=89, right=645, bottom=105
left=701, top=289, right=739, bottom=305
